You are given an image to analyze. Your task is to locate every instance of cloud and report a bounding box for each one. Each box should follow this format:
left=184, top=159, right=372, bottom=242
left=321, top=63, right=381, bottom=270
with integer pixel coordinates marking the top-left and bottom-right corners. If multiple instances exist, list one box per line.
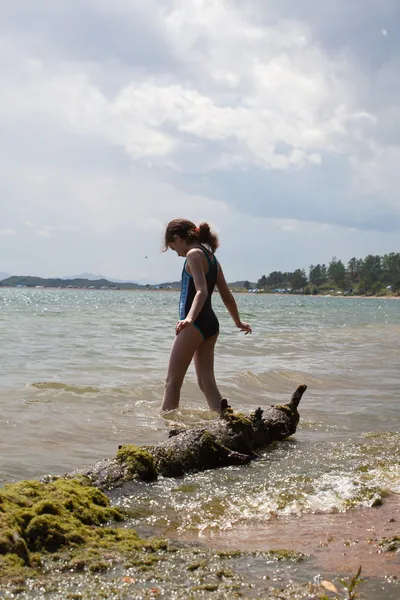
left=0, top=0, right=399, bottom=279
left=0, top=228, right=17, bottom=236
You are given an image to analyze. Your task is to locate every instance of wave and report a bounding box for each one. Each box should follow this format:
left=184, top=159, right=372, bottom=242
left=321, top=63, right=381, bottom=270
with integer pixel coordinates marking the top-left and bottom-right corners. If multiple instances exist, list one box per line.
left=114, top=432, right=400, bottom=535
left=28, top=382, right=102, bottom=394
left=220, top=369, right=348, bottom=395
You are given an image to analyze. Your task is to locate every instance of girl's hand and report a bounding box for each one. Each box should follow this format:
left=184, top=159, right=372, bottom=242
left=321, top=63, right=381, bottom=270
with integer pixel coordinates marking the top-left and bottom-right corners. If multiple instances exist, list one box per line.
left=176, top=318, right=193, bottom=335
left=237, top=321, right=252, bottom=335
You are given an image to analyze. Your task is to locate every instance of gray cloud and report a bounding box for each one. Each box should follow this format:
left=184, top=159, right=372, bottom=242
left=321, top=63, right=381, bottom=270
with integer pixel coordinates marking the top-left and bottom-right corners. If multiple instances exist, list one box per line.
left=0, top=1, right=175, bottom=67
left=250, top=0, right=399, bottom=58
left=165, top=152, right=400, bottom=233
left=0, top=0, right=399, bottom=279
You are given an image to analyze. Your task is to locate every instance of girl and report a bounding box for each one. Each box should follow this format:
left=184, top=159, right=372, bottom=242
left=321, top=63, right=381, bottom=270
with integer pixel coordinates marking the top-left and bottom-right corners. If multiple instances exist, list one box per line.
left=162, top=219, right=252, bottom=413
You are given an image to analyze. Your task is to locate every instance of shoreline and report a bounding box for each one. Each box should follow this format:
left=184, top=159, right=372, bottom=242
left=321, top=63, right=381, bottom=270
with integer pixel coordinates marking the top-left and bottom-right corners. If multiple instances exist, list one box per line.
left=1, top=284, right=398, bottom=299
left=1, top=474, right=398, bottom=597
left=1, top=479, right=398, bottom=600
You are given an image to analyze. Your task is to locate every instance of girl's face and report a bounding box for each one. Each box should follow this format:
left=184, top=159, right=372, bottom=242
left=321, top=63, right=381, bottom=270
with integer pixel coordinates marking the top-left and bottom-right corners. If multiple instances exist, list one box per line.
left=168, top=236, right=189, bottom=257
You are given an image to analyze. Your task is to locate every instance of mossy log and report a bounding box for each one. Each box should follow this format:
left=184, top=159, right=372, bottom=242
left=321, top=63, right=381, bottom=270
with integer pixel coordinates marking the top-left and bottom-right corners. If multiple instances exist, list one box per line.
left=80, top=385, right=307, bottom=490
left=0, top=386, right=306, bottom=580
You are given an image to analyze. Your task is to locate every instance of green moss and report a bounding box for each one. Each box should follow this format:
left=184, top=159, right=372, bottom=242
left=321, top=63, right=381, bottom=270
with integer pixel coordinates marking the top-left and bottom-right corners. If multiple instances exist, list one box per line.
left=0, top=478, right=119, bottom=557
left=357, top=464, right=370, bottom=473
left=126, top=553, right=165, bottom=568
left=215, top=550, right=242, bottom=558
left=192, top=583, right=219, bottom=591
left=199, top=431, right=226, bottom=458
left=216, top=568, right=235, bottom=578
left=53, top=530, right=167, bottom=575
left=0, top=554, right=36, bottom=582
left=0, top=541, right=335, bottom=599
left=187, top=560, right=205, bottom=571
left=274, top=404, right=294, bottom=415
left=116, top=445, right=158, bottom=481
left=223, top=408, right=252, bottom=430
left=0, top=476, right=169, bottom=582
left=265, top=549, right=308, bottom=562
left=343, top=485, right=387, bottom=508
left=89, top=559, right=109, bottom=573
left=156, top=448, right=186, bottom=477
left=275, top=490, right=301, bottom=510
left=379, top=536, right=400, bottom=552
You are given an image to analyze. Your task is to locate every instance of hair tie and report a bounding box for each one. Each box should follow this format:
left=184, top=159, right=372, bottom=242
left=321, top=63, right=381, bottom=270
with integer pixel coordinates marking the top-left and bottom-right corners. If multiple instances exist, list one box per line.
left=195, top=227, right=200, bottom=233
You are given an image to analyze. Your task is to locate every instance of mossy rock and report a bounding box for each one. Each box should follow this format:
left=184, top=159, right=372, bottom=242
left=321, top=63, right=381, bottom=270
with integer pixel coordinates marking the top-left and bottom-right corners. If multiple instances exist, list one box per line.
left=0, top=554, right=37, bottom=583
left=1, top=479, right=117, bottom=554
left=116, top=444, right=158, bottom=481
left=0, top=476, right=164, bottom=581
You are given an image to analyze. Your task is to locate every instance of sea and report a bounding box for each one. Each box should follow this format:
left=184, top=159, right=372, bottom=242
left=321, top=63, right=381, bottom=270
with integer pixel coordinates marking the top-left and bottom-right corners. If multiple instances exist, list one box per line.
left=1, top=288, right=399, bottom=598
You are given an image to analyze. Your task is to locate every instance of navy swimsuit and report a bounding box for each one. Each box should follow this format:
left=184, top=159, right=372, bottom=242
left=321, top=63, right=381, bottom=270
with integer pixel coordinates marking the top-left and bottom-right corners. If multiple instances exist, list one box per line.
left=179, top=246, right=219, bottom=340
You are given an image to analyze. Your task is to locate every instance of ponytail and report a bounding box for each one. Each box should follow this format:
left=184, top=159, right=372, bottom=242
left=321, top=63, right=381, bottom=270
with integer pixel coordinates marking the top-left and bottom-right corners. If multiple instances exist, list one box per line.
left=164, top=219, right=219, bottom=253
left=196, top=222, right=219, bottom=253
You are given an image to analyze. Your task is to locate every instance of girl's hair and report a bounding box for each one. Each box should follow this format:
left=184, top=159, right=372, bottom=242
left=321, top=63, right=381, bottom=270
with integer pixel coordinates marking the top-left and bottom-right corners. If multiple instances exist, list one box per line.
left=164, top=219, right=219, bottom=253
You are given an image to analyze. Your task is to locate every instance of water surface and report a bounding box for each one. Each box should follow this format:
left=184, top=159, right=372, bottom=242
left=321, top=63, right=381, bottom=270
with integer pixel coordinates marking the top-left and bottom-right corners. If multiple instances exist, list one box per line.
left=1, top=289, right=399, bottom=598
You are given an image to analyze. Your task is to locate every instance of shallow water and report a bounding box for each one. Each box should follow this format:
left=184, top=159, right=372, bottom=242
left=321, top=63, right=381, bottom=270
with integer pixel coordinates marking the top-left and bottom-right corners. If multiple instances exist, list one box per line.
left=1, top=288, right=399, bottom=597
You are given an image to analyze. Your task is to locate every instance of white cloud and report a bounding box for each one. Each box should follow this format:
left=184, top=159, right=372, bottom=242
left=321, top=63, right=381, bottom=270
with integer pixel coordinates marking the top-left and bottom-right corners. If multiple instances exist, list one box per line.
left=160, top=0, right=368, bottom=168
left=0, top=1, right=372, bottom=173
left=0, top=228, right=17, bottom=236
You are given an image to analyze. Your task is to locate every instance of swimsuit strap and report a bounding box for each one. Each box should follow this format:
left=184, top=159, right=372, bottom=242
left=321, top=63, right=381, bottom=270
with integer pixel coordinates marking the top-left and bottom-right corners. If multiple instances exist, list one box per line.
left=199, top=245, right=215, bottom=267
left=183, top=246, right=216, bottom=277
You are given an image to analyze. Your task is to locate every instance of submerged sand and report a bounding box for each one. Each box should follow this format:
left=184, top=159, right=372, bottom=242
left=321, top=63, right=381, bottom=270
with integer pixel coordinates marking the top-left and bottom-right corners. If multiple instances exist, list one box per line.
left=174, top=493, right=400, bottom=578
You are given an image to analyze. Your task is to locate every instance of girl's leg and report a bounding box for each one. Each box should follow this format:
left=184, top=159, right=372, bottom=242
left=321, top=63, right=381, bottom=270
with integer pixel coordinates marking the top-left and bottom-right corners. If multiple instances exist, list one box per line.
left=162, top=325, right=204, bottom=411
left=193, top=332, right=223, bottom=412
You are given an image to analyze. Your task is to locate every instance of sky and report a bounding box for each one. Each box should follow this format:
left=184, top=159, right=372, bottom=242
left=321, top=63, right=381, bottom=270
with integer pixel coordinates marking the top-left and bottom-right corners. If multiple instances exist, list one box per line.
left=1, top=0, right=399, bottom=283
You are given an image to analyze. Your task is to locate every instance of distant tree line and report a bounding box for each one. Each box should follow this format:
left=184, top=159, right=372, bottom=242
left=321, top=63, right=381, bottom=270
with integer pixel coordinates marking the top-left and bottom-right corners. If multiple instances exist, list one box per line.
left=252, top=252, right=400, bottom=296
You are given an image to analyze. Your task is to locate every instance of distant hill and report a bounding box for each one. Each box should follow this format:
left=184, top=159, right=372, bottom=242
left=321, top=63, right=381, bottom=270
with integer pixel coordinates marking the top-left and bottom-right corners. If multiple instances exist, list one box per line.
left=0, top=274, right=253, bottom=291
left=62, top=272, right=157, bottom=285
left=62, top=272, right=110, bottom=281
left=0, top=276, right=140, bottom=289
left=0, top=272, right=12, bottom=281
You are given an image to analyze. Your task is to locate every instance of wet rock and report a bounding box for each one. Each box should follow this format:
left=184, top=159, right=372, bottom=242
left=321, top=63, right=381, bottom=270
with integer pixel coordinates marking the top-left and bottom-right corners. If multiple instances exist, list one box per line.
left=80, top=385, right=307, bottom=490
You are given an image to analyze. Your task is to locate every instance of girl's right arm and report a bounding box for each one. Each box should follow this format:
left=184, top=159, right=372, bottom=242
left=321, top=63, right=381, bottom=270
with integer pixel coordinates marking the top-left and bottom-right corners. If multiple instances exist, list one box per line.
left=216, top=263, right=252, bottom=334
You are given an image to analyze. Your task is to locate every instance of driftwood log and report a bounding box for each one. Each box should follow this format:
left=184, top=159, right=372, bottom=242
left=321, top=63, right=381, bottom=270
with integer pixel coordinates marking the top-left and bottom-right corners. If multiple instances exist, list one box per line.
left=78, top=385, right=307, bottom=491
